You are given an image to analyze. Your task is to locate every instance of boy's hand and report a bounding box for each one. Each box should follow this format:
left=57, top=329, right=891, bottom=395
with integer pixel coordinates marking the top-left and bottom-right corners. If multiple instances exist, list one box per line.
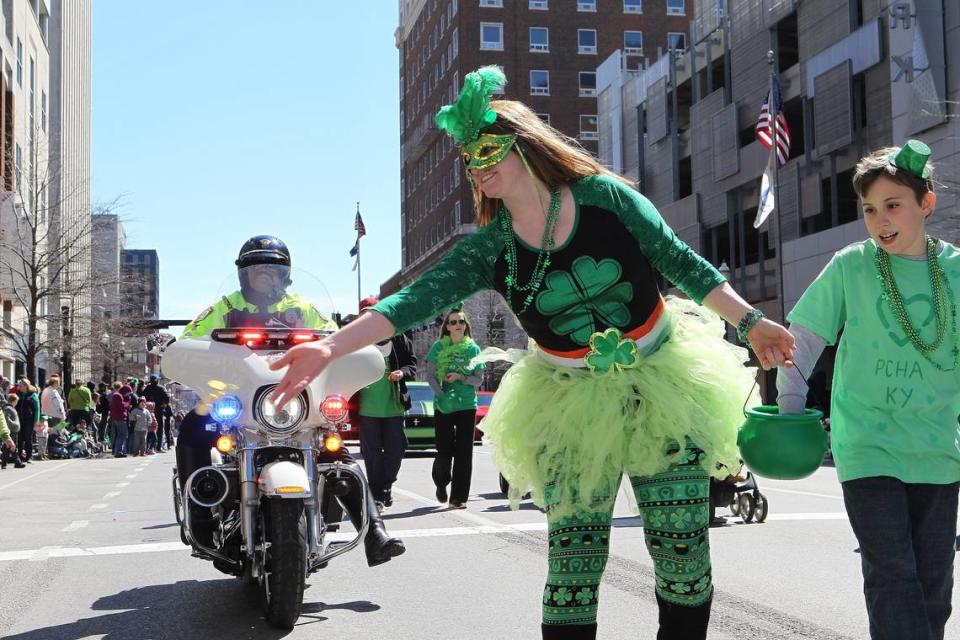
left=4, top=436, right=15, bottom=451
left=747, top=319, right=795, bottom=370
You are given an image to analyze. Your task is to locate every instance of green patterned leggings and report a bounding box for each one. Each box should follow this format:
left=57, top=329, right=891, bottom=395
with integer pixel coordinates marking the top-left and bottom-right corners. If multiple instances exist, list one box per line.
left=542, top=445, right=712, bottom=627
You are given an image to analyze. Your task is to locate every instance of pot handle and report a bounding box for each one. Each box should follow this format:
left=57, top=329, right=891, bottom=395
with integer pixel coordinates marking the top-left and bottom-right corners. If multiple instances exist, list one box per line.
left=742, top=361, right=811, bottom=417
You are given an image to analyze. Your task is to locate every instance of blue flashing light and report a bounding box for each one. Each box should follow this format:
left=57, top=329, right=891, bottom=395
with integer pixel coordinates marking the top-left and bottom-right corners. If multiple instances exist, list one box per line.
left=211, top=395, right=242, bottom=423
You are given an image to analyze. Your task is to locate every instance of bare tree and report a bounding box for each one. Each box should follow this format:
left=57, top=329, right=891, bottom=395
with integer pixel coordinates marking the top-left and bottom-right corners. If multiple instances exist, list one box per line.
left=0, top=127, right=120, bottom=383
left=462, top=291, right=526, bottom=390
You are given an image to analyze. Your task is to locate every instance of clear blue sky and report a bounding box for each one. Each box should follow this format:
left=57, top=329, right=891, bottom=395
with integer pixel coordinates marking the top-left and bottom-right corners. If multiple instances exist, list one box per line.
left=92, top=2, right=402, bottom=328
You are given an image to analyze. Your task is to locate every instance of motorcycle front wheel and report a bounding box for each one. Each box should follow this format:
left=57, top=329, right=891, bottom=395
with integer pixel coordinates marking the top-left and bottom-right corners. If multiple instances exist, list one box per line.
left=259, top=498, right=307, bottom=629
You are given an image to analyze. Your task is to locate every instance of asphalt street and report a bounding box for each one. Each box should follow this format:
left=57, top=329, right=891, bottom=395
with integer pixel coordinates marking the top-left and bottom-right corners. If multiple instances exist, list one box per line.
left=0, top=447, right=956, bottom=639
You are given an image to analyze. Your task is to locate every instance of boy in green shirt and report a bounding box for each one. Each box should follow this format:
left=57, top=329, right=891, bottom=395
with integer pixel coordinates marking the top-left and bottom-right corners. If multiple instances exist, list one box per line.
left=777, top=141, right=958, bottom=640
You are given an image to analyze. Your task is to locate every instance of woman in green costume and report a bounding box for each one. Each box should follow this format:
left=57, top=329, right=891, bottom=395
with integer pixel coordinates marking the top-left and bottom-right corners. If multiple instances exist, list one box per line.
left=270, top=67, right=794, bottom=639
left=426, top=307, right=484, bottom=509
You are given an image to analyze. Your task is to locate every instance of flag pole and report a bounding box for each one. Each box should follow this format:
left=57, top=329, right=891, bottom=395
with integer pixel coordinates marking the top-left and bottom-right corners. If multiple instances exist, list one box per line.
left=356, top=201, right=362, bottom=310
left=767, top=50, right=786, bottom=325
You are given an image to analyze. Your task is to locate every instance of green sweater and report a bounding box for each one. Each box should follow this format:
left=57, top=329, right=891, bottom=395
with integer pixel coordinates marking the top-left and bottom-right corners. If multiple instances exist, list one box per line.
left=67, top=386, right=93, bottom=411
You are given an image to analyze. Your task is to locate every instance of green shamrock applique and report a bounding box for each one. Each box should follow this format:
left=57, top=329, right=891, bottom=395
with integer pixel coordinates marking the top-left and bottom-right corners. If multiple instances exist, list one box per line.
left=584, top=328, right=639, bottom=375
left=536, top=256, right=634, bottom=345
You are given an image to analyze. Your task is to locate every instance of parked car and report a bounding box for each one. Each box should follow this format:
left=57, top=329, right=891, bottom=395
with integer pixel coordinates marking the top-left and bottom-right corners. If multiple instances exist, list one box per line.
left=475, top=390, right=494, bottom=440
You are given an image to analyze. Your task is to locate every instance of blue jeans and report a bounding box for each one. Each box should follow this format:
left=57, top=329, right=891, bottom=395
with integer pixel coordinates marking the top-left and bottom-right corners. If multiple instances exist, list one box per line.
left=111, top=420, right=128, bottom=456
left=842, top=476, right=958, bottom=640
left=357, top=415, right=407, bottom=502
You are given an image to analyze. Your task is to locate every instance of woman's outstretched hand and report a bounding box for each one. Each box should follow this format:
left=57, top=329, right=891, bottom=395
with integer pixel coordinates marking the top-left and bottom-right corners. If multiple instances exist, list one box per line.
left=268, top=341, right=335, bottom=410
left=747, top=319, right=796, bottom=370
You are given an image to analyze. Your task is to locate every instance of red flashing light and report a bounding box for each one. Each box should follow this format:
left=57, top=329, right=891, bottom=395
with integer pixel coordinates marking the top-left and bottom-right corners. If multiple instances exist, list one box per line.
left=291, top=333, right=315, bottom=343
left=320, top=395, right=349, bottom=423
left=240, top=331, right=265, bottom=347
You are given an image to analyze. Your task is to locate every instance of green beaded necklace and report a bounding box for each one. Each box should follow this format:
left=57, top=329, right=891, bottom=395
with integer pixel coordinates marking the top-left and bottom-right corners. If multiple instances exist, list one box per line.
left=498, top=186, right=562, bottom=314
left=875, top=235, right=959, bottom=371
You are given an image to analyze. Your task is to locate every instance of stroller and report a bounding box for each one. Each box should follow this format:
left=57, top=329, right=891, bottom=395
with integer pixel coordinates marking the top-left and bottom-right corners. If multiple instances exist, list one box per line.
left=709, top=461, right=769, bottom=525
left=50, top=423, right=101, bottom=459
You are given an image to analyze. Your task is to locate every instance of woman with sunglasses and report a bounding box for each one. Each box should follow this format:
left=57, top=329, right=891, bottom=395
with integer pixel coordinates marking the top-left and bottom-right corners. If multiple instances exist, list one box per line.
left=425, top=307, right=483, bottom=509
left=270, top=66, right=794, bottom=640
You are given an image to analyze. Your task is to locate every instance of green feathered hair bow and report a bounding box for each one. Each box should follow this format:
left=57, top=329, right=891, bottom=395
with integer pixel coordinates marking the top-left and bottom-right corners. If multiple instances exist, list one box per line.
left=434, top=65, right=507, bottom=144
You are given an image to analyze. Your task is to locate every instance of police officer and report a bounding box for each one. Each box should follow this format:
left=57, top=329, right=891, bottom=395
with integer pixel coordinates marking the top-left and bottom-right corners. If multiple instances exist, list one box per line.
left=175, top=235, right=405, bottom=567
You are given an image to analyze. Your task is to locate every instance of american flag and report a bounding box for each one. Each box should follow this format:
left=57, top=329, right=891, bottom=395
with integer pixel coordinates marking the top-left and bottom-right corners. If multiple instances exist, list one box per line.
left=354, top=208, right=366, bottom=238
left=755, top=76, right=791, bottom=166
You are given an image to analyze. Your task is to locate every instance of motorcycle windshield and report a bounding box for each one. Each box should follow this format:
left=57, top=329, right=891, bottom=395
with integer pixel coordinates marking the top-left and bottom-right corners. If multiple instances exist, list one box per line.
left=209, top=265, right=338, bottom=333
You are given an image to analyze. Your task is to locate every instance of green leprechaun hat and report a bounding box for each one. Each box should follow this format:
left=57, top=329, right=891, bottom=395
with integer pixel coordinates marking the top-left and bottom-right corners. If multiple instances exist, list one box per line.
left=888, top=139, right=932, bottom=179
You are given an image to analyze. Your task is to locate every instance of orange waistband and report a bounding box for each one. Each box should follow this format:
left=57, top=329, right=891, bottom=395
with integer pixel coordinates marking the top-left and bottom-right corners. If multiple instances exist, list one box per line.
left=537, top=297, right=665, bottom=358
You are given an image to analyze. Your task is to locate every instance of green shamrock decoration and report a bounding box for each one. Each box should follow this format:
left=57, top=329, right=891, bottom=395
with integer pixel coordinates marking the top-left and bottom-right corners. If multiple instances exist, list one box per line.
left=536, top=256, right=633, bottom=345
left=584, top=327, right=639, bottom=375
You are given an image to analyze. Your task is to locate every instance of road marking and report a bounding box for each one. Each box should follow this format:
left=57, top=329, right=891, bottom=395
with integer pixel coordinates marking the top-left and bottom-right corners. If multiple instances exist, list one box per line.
left=103, top=491, right=121, bottom=499
left=89, top=504, right=107, bottom=510
left=116, top=482, right=130, bottom=487
left=125, top=474, right=138, bottom=479
left=61, top=520, right=89, bottom=532
left=766, top=512, right=847, bottom=521
left=0, top=511, right=853, bottom=563
left=0, top=460, right=74, bottom=491
left=761, top=486, right=844, bottom=500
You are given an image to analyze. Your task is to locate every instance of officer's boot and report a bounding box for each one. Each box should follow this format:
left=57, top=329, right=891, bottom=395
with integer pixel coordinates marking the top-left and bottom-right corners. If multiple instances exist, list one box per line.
left=339, top=477, right=406, bottom=567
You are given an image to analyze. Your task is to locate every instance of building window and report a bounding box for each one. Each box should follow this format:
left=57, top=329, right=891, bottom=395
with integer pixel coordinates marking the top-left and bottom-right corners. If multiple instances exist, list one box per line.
left=579, top=71, right=597, bottom=97
left=666, top=0, right=685, bottom=15
left=624, top=31, right=643, bottom=55
left=667, top=32, right=686, bottom=51
left=529, top=27, right=549, bottom=52
left=480, top=0, right=502, bottom=6
left=530, top=70, right=550, bottom=95
left=624, top=0, right=642, bottom=12
left=14, top=143, right=21, bottom=190
left=537, top=113, right=551, bottom=124
left=580, top=114, right=598, bottom=140
left=15, top=38, right=21, bottom=87
left=529, top=0, right=548, bottom=8
left=577, top=0, right=596, bottom=11
left=480, top=22, right=504, bottom=50
left=578, top=29, right=597, bottom=54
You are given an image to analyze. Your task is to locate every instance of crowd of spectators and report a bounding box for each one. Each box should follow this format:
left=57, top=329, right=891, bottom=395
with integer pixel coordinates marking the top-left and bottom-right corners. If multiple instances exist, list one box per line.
left=0, top=373, right=182, bottom=467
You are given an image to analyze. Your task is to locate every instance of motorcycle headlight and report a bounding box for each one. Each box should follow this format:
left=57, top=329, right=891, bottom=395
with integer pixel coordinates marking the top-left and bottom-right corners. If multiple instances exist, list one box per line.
left=255, top=388, right=306, bottom=436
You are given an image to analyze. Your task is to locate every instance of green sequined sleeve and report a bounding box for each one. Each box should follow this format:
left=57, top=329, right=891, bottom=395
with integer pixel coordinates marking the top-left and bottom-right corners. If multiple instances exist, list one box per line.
left=370, top=227, right=502, bottom=333
left=573, top=175, right=725, bottom=303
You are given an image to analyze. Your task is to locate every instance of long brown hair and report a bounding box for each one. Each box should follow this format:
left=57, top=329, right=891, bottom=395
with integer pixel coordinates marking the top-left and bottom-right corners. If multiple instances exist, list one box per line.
left=438, top=309, right=473, bottom=341
left=470, top=100, right=632, bottom=226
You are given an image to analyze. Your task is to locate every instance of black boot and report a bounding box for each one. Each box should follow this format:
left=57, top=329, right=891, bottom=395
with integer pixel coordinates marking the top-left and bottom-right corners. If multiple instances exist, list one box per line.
left=541, top=623, right=597, bottom=639
left=656, top=593, right=711, bottom=640
left=340, top=477, right=405, bottom=567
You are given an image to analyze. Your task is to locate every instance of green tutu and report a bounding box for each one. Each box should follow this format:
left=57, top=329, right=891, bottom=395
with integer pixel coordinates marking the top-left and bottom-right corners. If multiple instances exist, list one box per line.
left=475, top=297, right=758, bottom=520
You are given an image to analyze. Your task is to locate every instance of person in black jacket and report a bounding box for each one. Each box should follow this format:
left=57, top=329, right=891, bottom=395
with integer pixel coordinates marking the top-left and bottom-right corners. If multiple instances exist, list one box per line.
left=16, top=379, right=39, bottom=463
left=352, top=297, right=417, bottom=510
left=141, top=376, right=170, bottom=450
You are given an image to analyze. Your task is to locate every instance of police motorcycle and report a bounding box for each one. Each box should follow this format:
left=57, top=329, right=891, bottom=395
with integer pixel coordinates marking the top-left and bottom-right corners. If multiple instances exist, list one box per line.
left=163, top=269, right=383, bottom=628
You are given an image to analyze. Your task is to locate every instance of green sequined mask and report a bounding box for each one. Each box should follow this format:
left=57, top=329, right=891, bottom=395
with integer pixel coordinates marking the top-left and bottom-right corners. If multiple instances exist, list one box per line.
left=461, top=133, right=517, bottom=171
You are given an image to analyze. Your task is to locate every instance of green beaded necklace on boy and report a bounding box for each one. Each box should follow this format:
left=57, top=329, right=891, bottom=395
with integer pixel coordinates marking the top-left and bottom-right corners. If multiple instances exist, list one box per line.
left=873, top=140, right=958, bottom=372
left=434, top=64, right=560, bottom=315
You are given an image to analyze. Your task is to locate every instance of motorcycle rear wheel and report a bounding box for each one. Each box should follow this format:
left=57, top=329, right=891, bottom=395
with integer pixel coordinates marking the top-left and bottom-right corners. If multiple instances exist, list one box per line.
left=260, top=499, right=307, bottom=629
